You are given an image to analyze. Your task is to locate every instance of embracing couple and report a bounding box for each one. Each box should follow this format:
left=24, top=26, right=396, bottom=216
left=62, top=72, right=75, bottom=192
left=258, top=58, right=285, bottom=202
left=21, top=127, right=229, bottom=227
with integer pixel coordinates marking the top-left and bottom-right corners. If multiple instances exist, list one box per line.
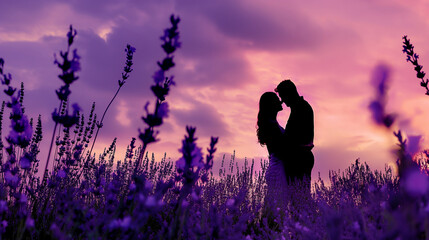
left=257, top=80, right=314, bottom=202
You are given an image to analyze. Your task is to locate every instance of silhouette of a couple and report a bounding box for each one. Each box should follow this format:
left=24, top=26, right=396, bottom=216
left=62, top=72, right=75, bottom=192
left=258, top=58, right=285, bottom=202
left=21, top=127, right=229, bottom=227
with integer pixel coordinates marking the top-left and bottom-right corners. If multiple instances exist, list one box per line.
left=257, top=80, right=314, bottom=202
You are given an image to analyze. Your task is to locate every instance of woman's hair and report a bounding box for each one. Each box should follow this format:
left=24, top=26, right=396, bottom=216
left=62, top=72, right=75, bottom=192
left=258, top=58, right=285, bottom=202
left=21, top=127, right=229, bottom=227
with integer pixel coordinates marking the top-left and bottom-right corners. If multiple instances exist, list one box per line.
left=257, top=92, right=279, bottom=145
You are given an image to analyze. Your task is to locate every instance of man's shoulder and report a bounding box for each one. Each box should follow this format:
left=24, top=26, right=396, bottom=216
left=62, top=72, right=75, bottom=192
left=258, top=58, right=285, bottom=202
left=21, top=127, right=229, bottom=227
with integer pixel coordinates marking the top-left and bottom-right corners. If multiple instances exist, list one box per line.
left=300, top=97, right=313, bottom=110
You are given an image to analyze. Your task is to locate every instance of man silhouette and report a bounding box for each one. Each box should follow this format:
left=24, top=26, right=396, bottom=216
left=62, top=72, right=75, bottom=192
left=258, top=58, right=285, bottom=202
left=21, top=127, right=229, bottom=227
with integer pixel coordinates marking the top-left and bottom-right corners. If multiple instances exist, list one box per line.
left=275, top=80, right=314, bottom=189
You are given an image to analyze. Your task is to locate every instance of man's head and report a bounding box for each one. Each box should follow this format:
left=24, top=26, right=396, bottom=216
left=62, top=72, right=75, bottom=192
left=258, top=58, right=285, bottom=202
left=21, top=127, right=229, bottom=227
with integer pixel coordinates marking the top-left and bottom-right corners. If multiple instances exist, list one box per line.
left=275, top=80, right=299, bottom=107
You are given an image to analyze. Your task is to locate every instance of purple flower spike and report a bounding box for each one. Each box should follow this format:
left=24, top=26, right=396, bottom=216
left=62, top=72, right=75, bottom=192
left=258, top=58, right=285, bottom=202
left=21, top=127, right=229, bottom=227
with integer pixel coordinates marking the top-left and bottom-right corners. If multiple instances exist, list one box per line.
left=174, top=125, right=219, bottom=207
left=152, top=70, right=165, bottom=85
left=19, top=154, right=31, bottom=169
left=53, top=25, right=80, bottom=96
left=0, top=201, right=7, bottom=214
left=85, top=43, right=136, bottom=165
left=157, top=102, right=169, bottom=118
left=67, top=25, right=77, bottom=46
left=0, top=220, right=7, bottom=234
left=4, top=170, right=19, bottom=188
left=118, top=44, right=135, bottom=87
left=202, top=136, right=219, bottom=181
left=139, top=128, right=158, bottom=145
left=0, top=59, right=34, bottom=157
left=70, top=49, right=81, bottom=72
left=402, top=35, right=429, bottom=96
left=52, top=104, right=80, bottom=128
left=136, top=15, right=181, bottom=169
left=404, top=169, right=428, bottom=196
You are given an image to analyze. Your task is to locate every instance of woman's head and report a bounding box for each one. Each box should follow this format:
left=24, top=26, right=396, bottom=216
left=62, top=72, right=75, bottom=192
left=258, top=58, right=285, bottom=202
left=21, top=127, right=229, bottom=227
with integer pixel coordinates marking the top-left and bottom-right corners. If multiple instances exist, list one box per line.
left=259, top=92, right=283, bottom=114
left=257, top=92, right=282, bottom=145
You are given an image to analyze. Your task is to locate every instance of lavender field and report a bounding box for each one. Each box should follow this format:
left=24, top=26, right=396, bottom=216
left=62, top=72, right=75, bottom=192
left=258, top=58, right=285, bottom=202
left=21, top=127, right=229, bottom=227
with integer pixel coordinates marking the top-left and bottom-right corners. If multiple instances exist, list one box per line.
left=0, top=13, right=429, bottom=240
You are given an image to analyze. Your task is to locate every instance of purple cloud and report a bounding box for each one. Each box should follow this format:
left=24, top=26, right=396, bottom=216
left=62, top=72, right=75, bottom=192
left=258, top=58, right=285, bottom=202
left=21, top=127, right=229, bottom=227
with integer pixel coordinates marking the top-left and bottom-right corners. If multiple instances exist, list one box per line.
left=177, top=0, right=325, bottom=51
left=171, top=100, right=231, bottom=140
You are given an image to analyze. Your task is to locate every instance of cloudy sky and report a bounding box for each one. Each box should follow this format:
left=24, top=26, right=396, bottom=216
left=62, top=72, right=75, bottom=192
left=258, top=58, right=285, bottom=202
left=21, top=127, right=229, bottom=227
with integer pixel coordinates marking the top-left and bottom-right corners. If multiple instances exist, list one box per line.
left=1, top=0, right=429, bottom=180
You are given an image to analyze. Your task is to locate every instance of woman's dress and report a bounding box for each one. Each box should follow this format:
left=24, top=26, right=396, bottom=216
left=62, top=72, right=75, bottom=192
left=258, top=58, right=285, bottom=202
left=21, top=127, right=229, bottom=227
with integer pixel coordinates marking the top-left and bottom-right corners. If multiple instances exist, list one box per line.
left=264, top=122, right=288, bottom=207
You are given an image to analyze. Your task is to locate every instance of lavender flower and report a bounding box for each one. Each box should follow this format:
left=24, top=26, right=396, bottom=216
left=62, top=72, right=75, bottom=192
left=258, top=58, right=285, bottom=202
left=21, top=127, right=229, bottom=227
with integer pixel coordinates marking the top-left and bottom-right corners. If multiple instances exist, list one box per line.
left=57, top=169, right=67, bottom=178
left=0, top=78, right=33, bottom=149
left=25, top=217, right=34, bottom=229
left=393, top=130, right=420, bottom=179
left=137, top=15, right=180, bottom=168
left=118, top=44, right=135, bottom=87
left=7, top=115, right=32, bottom=148
left=226, top=198, right=235, bottom=207
left=0, top=202, right=7, bottom=214
left=174, top=126, right=219, bottom=215
left=45, top=25, right=82, bottom=178
left=141, top=102, right=166, bottom=127
left=205, top=137, right=219, bottom=170
left=176, top=126, right=203, bottom=173
left=145, top=196, right=158, bottom=207
left=157, top=102, right=169, bottom=118
left=53, top=26, right=81, bottom=94
left=368, top=64, right=396, bottom=128
left=4, top=170, right=19, bottom=188
left=152, top=70, right=165, bottom=85
left=404, top=169, right=428, bottom=196
left=402, top=35, right=429, bottom=95
left=52, top=103, right=80, bottom=128
left=109, top=216, right=131, bottom=230
left=19, top=153, right=31, bottom=169
left=0, top=220, right=7, bottom=234
left=86, top=43, right=136, bottom=167
left=0, top=58, right=34, bottom=196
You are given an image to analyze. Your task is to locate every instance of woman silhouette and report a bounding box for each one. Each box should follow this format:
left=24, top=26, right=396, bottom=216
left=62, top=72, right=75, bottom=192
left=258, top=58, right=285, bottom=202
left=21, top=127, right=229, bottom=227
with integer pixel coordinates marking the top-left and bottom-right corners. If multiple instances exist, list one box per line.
left=257, top=92, right=288, bottom=207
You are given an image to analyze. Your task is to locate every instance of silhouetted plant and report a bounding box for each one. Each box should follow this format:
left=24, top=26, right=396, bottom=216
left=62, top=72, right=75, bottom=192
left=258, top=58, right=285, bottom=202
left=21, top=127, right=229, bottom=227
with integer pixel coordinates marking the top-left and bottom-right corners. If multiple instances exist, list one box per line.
left=402, top=35, right=429, bottom=95
left=88, top=44, right=136, bottom=159
left=137, top=14, right=181, bottom=171
left=45, top=25, right=81, bottom=180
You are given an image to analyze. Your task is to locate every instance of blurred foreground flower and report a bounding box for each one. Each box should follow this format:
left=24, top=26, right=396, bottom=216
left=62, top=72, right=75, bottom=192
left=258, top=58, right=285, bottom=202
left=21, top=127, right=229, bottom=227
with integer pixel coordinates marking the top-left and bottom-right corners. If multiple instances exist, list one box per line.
left=404, top=169, right=428, bottom=196
left=368, top=64, right=396, bottom=128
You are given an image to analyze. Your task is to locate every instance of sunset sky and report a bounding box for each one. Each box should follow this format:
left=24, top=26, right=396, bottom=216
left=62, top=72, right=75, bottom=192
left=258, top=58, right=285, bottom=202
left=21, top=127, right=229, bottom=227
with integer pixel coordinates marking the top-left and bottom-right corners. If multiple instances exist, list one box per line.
left=1, top=0, right=429, bottom=181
